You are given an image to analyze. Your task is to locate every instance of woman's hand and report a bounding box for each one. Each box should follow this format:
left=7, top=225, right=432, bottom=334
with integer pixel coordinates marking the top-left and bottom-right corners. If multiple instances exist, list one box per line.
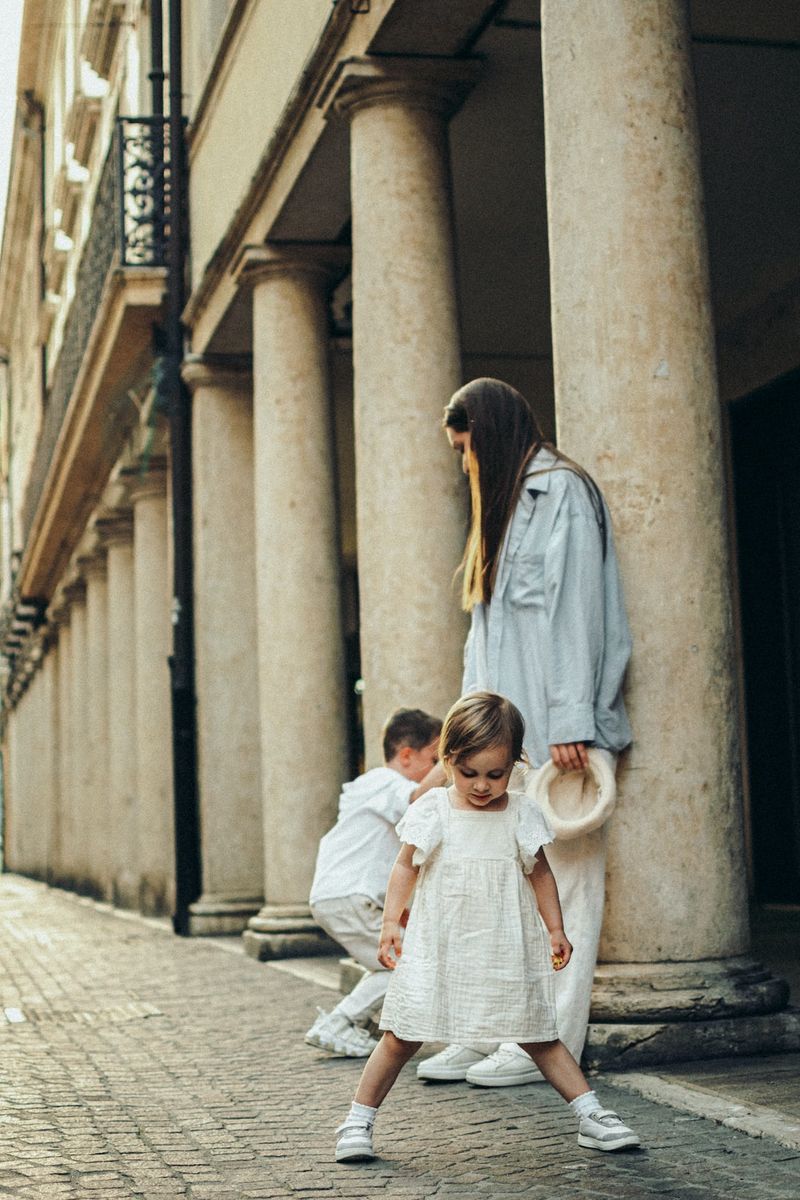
left=550, top=742, right=589, bottom=771
left=549, top=928, right=573, bottom=971
left=378, top=920, right=404, bottom=969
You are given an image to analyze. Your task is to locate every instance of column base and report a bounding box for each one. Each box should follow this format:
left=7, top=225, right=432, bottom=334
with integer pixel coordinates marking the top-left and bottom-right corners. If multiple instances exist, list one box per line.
left=584, top=957, right=796, bottom=1069
left=590, top=957, right=789, bottom=1022
left=188, top=894, right=263, bottom=936
left=585, top=1007, right=800, bottom=1070
left=242, top=904, right=341, bottom=961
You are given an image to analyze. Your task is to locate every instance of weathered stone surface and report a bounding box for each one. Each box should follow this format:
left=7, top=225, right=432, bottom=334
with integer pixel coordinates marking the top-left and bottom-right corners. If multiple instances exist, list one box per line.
left=585, top=1007, right=800, bottom=1070
left=590, top=957, right=790, bottom=1022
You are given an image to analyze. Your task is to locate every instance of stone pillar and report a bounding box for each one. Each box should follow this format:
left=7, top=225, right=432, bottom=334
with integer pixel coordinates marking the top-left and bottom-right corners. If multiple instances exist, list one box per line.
left=237, top=247, right=348, bottom=959
left=323, top=57, right=480, bottom=763
left=65, top=578, right=88, bottom=892
left=53, top=606, right=73, bottom=889
left=541, top=0, right=796, bottom=1065
left=129, top=462, right=175, bottom=915
left=40, top=641, right=60, bottom=885
left=182, top=357, right=263, bottom=934
left=82, top=549, right=111, bottom=900
left=95, top=510, right=138, bottom=909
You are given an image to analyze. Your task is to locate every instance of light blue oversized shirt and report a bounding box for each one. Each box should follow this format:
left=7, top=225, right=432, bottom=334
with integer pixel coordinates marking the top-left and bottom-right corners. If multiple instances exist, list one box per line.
left=462, top=447, right=633, bottom=768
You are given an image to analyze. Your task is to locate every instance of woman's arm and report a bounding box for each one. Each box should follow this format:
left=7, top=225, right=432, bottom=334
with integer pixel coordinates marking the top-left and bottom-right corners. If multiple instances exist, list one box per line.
left=528, top=848, right=573, bottom=970
left=543, top=497, right=605, bottom=759
left=378, top=843, right=419, bottom=969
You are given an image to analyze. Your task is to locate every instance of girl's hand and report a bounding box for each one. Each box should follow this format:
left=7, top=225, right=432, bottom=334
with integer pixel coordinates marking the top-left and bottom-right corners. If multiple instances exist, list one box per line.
left=549, top=929, right=573, bottom=971
left=378, top=921, right=404, bottom=969
left=550, top=742, right=589, bottom=771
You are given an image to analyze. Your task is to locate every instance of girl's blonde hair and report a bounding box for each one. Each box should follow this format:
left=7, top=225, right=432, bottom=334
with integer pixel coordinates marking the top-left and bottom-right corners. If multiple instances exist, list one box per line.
left=439, top=692, right=525, bottom=768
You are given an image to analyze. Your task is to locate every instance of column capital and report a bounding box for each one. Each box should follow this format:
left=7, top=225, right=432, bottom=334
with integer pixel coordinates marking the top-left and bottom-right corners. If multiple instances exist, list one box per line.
left=319, top=55, right=482, bottom=122
left=181, top=354, right=252, bottom=393
left=120, top=457, right=168, bottom=503
left=94, top=509, right=134, bottom=548
left=232, top=242, right=349, bottom=292
left=61, top=577, right=87, bottom=607
left=76, top=547, right=108, bottom=580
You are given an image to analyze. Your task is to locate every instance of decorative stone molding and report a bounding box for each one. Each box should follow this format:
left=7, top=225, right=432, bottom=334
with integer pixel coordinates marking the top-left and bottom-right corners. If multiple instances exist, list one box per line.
left=93, top=509, right=134, bottom=548
left=79, top=0, right=126, bottom=81
left=181, top=354, right=253, bottom=394
left=232, top=242, right=350, bottom=292
left=65, top=60, right=109, bottom=166
left=319, top=55, right=482, bottom=122
left=121, top=457, right=168, bottom=504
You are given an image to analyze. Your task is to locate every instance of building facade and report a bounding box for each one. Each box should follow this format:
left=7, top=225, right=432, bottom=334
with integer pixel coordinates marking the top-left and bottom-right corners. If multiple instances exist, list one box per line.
left=0, top=0, right=798, bottom=1066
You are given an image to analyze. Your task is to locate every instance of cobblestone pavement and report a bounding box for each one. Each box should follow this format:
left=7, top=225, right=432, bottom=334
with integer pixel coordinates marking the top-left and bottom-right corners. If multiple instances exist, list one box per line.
left=0, top=875, right=798, bottom=1200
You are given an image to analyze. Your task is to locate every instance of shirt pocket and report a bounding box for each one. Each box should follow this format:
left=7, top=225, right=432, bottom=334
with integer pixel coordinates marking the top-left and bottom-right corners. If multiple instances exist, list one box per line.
left=507, top=550, right=546, bottom=609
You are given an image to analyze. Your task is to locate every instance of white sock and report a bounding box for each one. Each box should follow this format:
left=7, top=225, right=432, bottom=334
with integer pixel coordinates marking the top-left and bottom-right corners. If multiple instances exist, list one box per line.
left=569, top=1090, right=599, bottom=1119
left=348, top=1101, right=377, bottom=1127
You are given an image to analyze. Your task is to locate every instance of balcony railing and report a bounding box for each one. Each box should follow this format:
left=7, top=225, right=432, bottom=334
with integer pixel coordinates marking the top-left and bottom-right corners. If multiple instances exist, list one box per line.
left=21, top=117, right=171, bottom=545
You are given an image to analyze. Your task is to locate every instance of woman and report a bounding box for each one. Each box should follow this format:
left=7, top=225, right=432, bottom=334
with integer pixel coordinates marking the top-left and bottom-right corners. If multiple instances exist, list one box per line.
left=417, top=376, right=632, bottom=1086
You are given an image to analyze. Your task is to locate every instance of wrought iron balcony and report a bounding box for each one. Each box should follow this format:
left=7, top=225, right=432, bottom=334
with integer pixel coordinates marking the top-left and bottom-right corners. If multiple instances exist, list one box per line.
left=21, top=117, right=172, bottom=546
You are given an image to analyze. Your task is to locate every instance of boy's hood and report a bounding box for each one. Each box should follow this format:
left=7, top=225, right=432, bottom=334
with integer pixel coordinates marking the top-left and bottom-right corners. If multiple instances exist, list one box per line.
left=338, top=766, right=409, bottom=815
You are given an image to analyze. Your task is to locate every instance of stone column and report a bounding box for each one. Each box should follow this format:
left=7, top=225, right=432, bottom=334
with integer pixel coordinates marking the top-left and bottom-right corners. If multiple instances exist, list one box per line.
left=40, top=641, right=60, bottom=886
left=95, top=510, right=138, bottom=909
left=323, top=57, right=480, bottom=763
left=182, top=356, right=263, bottom=934
left=53, top=605, right=73, bottom=889
left=81, top=549, right=111, bottom=900
left=236, top=246, right=348, bottom=959
left=541, top=0, right=796, bottom=1065
left=61, top=578, right=89, bottom=892
left=128, top=462, right=175, bottom=915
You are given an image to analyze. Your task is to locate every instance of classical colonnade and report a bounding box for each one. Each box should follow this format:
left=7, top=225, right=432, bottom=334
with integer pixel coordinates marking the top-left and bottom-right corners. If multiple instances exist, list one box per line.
left=4, top=1, right=790, bottom=1059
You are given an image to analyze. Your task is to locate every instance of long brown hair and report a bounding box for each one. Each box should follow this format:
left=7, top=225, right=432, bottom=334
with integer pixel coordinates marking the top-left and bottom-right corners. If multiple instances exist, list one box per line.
left=443, top=378, right=606, bottom=611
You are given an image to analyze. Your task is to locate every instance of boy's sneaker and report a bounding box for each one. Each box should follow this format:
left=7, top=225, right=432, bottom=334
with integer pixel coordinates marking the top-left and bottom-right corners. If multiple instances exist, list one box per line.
left=416, top=1044, right=486, bottom=1081
left=466, top=1046, right=544, bottom=1087
left=305, top=1008, right=377, bottom=1057
left=577, top=1108, right=641, bottom=1151
left=335, top=1119, right=375, bottom=1163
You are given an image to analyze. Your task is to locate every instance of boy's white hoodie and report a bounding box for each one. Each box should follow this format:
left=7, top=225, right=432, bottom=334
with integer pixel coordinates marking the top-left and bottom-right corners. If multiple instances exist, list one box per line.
left=309, top=767, right=415, bottom=908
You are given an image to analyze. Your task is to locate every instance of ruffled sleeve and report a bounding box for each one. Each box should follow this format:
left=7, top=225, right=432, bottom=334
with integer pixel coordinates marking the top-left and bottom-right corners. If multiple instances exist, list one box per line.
left=395, top=790, right=445, bottom=867
left=515, top=793, right=555, bottom=874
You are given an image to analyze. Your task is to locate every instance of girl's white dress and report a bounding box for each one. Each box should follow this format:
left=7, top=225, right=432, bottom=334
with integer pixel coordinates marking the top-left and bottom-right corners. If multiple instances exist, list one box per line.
left=379, top=787, right=559, bottom=1044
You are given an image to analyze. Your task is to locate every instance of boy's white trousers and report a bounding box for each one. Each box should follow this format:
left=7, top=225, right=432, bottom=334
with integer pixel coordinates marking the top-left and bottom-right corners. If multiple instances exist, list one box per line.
left=311, top=895, right=388, bottom=1024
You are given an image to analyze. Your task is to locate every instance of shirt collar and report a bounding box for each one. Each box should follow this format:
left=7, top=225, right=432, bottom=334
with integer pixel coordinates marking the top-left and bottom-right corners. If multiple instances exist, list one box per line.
left=522, top=445, right=559, bottom=494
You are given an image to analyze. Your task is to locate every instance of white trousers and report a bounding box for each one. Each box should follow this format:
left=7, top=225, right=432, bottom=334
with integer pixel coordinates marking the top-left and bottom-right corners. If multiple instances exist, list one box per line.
left=468, top=754, right=613, bottom=1063
left=311, top=895, right=389, bottom=1025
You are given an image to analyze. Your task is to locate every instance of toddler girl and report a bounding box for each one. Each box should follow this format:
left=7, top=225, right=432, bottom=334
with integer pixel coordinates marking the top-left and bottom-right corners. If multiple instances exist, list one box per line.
left=335, top=691, right=641, bottom=1163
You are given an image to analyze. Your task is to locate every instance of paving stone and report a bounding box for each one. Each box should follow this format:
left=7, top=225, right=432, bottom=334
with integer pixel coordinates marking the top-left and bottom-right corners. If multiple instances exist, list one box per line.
left=0, top=875, right=798, bottom=1199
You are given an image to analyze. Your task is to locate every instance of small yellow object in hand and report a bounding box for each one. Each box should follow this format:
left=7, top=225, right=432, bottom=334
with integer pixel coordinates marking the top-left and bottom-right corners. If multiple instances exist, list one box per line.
left=552, top=954, right=564, bottom=970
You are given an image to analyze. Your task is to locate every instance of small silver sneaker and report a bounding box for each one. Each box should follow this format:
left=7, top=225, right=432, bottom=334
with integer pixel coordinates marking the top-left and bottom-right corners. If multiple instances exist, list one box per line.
left=335, top=1119, right=375, bottom=1163
left=578, top=1108, right=641, bottom=1152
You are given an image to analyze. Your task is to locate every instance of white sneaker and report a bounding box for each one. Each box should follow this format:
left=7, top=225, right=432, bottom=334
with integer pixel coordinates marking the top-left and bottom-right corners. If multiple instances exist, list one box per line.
left=577, top=1108, right=641, bottom=1152
left=335, top=1119, right=375, bottom=1163
left=416, top=1044, right=486, bottom=1081
left=305, top=1008, right=378, bottom=1057
left=466, top=1046, right=544, bottom=1087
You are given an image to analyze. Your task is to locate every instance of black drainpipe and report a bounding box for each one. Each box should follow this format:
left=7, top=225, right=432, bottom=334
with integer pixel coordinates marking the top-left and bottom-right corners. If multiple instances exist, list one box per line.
left=160, top=0, right=201, bottom=935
